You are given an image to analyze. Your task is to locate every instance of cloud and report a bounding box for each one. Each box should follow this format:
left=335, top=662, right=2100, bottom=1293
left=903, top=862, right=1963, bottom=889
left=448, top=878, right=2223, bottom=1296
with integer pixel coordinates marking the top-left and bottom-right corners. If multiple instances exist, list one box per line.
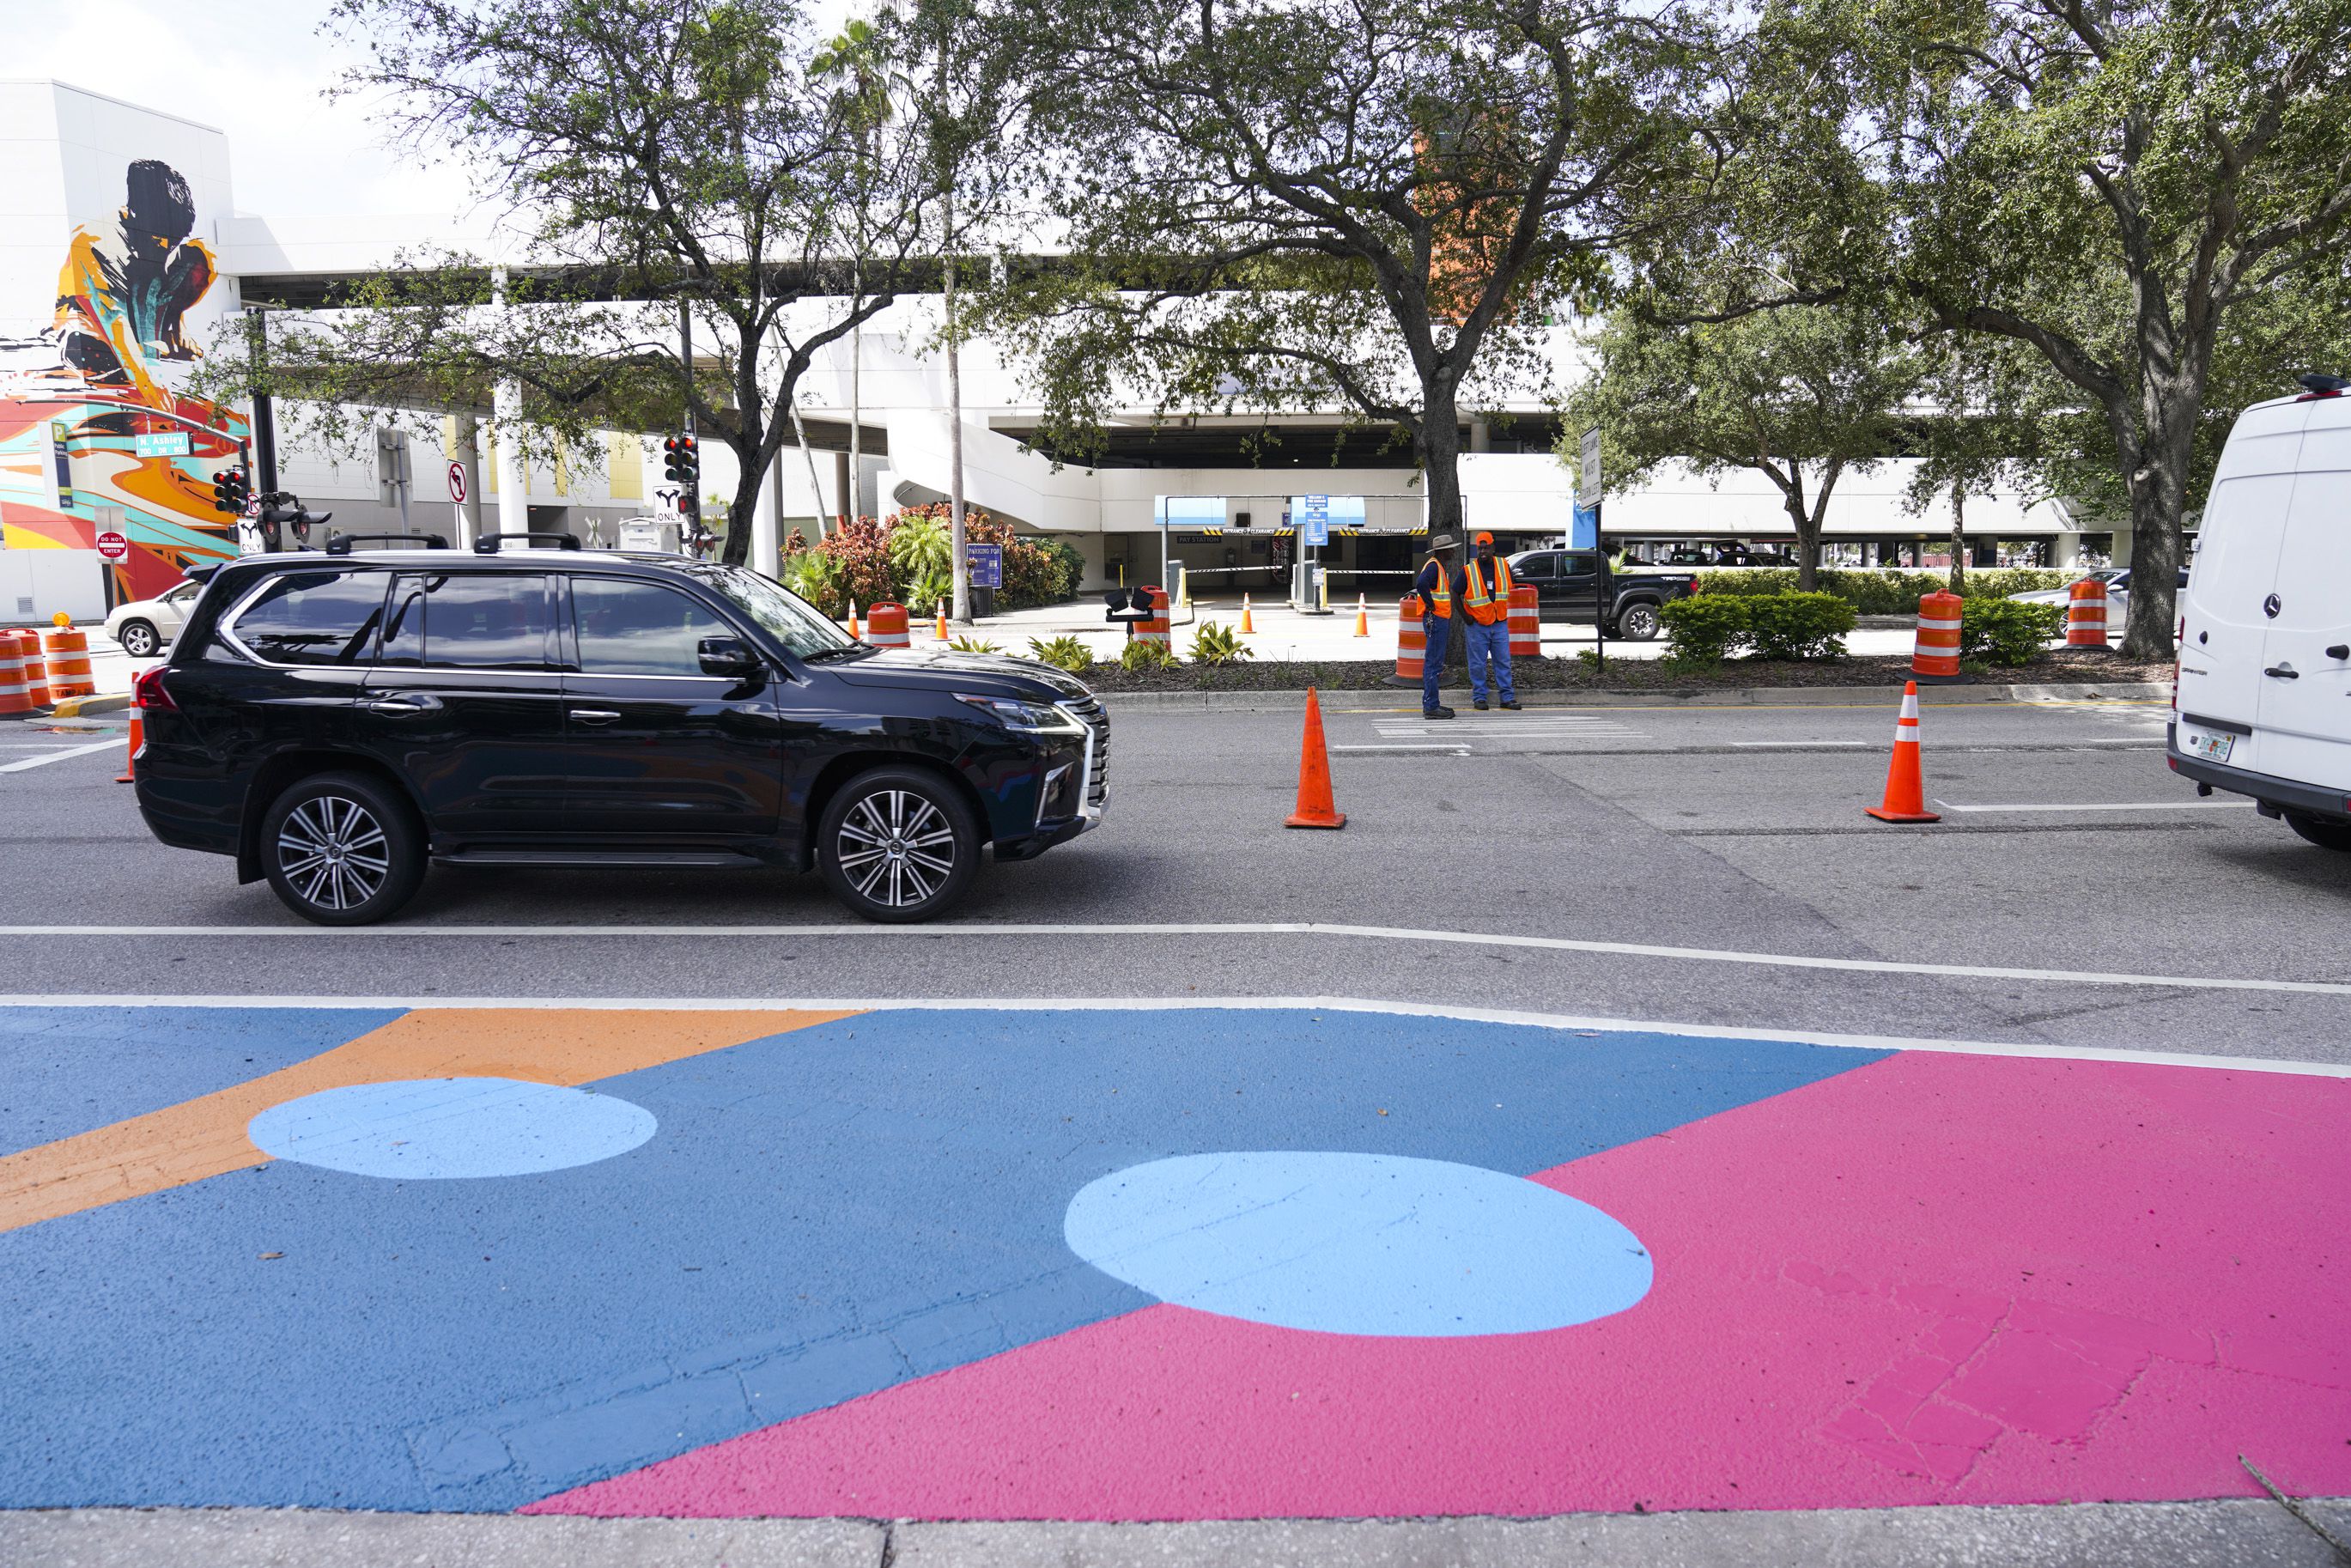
left=1, top=0, right=477, bottom=219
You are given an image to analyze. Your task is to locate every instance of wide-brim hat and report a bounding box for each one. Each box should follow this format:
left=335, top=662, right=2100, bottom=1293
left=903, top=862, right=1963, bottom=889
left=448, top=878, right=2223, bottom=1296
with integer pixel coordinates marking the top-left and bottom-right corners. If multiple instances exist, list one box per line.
left=1428, top=533, right=1459, bottom=552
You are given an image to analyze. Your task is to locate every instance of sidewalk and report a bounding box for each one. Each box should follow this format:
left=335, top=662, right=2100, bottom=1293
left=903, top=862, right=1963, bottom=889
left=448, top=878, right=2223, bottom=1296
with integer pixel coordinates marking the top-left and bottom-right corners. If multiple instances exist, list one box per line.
left=962, top=596, right=1937, bottom=663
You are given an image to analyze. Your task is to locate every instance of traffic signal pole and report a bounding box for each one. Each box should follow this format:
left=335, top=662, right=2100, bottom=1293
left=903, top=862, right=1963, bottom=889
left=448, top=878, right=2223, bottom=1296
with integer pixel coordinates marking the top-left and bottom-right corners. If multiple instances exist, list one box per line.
left=245, top=307, right=279, bottom=494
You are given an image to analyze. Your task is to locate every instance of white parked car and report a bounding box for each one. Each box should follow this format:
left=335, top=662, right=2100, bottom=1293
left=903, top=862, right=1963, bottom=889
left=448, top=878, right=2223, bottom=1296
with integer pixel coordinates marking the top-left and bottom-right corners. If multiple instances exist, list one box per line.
left=2008, top=567, right=2188, bottom=635
left=2169, top=376, right=2351, bottom=851
left=103, top=580, right=201, bottom=659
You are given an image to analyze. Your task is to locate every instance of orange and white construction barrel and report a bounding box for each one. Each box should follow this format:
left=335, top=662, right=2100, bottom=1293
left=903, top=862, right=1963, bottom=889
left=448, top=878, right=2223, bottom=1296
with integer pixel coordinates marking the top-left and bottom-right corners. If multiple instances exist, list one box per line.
left=1127, top=586, right=1171, bottom=649
left=39, top=614, right=94, bottom=700
left=1911, top=590, right=1963, bottom=680
left=864, top=601, right=912, bottom=648
left=2066, top=578, right=2109, bottom=647
left=1390, top=594, right=1426, bottom=684
left=0, top=632, right=31, bottom=717
left=15, top=629, right=49, bottom=708
left=1507, top=584, right=1541, bottom=660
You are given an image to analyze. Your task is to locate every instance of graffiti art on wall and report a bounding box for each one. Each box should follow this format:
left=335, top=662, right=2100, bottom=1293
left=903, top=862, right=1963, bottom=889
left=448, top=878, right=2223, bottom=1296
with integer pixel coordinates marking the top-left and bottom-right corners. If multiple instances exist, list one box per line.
left=2, top=157, right=244, bottom=597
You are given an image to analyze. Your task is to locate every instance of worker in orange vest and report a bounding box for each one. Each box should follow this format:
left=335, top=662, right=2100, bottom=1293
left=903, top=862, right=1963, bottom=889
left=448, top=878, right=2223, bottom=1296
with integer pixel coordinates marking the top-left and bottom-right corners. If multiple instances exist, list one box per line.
left=1461, top=531, right=1521, bottom=710
left=1411, top=533, right=1461, bottom=719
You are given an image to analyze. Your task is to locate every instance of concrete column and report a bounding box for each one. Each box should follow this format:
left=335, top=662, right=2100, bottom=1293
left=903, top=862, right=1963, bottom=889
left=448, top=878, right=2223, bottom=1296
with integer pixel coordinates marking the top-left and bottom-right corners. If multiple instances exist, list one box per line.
left=751, top=446, right=782, bottom=578
left=449, top=412, right=483, bottom=549
left=494, top=378, right=529, bottom=538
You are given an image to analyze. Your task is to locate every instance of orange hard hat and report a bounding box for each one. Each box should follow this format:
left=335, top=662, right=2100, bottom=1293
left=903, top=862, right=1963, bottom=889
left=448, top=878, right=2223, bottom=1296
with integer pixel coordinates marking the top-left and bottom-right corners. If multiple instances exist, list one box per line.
left=1473, top=531, right=1494, bottom=546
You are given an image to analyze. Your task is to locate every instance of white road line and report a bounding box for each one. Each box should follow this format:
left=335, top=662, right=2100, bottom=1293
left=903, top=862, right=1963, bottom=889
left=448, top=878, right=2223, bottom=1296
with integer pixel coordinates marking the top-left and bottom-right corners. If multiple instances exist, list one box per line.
left=1730, top=740, right=1868, bottom=748
left=2, top=919, right=2345, bottom=999
left=2, top=991, right=2342, bottom=1079
left=1331, top=744, right=1470, bottom=753
left=1931, top=799, right=2257, bottom=813
left=0, top=740, right=123, bottom=774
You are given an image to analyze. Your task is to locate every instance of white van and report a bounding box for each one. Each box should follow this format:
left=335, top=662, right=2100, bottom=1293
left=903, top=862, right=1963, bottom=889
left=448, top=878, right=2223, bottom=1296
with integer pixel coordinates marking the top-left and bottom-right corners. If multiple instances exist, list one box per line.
left=2170, top=378, right=2351, bottom=851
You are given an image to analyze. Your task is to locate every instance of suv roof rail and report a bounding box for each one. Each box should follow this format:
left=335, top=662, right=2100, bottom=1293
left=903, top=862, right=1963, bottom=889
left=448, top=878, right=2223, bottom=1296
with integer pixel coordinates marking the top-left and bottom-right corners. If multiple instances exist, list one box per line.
left=473, top=531, right=582, bottom=555
left=325, top=531, right=451, bottom=556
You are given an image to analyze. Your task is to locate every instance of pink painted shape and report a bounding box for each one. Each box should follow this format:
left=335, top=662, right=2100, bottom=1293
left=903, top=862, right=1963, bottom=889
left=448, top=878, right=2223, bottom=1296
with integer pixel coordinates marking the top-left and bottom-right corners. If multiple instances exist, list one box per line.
left=532, top=1052, right=2351, bottom=1520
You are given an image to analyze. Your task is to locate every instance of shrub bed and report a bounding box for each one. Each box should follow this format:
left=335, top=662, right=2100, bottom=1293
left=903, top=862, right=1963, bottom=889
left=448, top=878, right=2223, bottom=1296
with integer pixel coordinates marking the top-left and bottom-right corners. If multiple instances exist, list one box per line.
left=1689, top=567, right=2075, bottom=613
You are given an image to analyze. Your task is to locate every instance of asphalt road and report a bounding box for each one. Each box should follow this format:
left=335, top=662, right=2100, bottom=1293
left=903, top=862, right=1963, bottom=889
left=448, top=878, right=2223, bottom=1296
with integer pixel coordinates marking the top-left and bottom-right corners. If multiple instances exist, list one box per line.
left=3, top=695, right=2345, bottom=1066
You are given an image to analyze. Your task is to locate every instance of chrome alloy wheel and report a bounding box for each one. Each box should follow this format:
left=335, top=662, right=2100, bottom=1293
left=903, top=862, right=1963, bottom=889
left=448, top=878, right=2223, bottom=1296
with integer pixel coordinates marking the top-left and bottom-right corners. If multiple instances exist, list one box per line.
left=835, top=788, right=957, bottom=909
left=275, top=794, right=392, bottom=913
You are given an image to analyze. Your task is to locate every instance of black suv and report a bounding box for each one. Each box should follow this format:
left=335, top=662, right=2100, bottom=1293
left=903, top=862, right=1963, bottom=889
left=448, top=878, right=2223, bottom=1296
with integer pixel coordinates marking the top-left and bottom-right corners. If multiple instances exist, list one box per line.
left=131, top=537, right=1106, bottom=925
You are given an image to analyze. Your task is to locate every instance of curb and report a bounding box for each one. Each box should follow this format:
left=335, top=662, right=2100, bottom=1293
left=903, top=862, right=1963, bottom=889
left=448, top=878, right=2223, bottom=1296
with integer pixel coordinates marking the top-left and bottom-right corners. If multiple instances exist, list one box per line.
left=46, top=693, right=131, bottom=718
left=1100, top=681, right=2172, bottom=712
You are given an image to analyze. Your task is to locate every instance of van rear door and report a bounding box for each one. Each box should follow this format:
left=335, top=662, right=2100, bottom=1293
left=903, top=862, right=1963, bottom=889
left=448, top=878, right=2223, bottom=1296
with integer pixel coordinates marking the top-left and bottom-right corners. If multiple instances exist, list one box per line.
left=2177, top=398, right=2306, bottom=769
left=2252, top=411, right=2351, bottom=791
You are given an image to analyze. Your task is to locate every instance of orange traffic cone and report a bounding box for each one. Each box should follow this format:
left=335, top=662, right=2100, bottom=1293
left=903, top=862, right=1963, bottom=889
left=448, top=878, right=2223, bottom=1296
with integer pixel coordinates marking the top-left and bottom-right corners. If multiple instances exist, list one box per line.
left=1241, top=593, right=1254, bottom=635
left=847, top=600, right=861, bottom=639
left=1865, top=682, right=1941, bottom=823
left=1353, top=593, right=1370, bottom=637
left=1283, top=688, right=1346, bottom=830
left=935, top=606, right=950, bottom=640
left=114, top=696, right=143, bottom=784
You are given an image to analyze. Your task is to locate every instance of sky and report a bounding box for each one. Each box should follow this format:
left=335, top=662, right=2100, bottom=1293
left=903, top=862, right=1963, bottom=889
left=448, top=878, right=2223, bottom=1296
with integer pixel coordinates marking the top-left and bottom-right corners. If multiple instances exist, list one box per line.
left=0, top=0, right=855, bottom=221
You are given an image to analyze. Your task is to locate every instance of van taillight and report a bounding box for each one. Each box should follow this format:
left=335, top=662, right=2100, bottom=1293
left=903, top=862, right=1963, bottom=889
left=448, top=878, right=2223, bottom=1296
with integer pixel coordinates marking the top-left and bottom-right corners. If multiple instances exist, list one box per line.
left=132, top=666, right=175, bottom=712
left=2171, top=617, right=2184, bottom=714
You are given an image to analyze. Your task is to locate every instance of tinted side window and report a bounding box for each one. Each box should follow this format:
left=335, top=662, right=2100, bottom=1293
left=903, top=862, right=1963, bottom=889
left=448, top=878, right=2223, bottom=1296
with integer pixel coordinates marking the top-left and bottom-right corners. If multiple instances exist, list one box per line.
left=1515, top=553, right=1557, bottom=581
left=379, top=574, right=554, bottom=671
left=228, top=571, right=387, bottom=665
left=1561, top=553, right=1598, bottom=577
left=572, top=578, right=732, bottom=676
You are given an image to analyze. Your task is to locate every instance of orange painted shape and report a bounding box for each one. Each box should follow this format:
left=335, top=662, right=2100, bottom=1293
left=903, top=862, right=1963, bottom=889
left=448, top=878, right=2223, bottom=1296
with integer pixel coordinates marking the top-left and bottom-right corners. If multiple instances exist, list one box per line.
left=0, top=1006, right=859, bottom=1235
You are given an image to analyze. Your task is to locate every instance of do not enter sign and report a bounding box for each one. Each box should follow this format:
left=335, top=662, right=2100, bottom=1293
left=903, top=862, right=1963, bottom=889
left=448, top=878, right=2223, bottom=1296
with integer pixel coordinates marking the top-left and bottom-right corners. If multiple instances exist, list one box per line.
left=95, top=530, right=129, bottom=562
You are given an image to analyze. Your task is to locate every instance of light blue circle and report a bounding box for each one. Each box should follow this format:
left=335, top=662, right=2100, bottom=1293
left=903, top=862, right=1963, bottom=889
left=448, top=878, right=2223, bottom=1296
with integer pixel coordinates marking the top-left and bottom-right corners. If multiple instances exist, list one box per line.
left=247, top=1078, right=657, bottom=1179
left=1065, top=1152, right=1651, bottom=1336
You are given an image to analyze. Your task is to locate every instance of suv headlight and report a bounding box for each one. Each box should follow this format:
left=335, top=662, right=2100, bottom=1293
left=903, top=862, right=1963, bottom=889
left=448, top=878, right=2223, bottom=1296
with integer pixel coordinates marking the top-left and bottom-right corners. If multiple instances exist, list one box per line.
left=957, top=694, right=1084, bottom=734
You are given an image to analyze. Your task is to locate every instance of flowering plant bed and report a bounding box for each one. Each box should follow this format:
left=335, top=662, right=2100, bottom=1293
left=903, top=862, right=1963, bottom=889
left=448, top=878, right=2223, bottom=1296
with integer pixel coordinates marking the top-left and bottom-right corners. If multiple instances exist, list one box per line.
left=1072, top=647, right=2170, bottom=693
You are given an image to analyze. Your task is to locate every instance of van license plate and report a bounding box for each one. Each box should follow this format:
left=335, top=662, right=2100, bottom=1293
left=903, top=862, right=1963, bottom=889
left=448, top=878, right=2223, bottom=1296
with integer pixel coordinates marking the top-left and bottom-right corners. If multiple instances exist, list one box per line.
left=2182, top=729, right=2236, bottom=763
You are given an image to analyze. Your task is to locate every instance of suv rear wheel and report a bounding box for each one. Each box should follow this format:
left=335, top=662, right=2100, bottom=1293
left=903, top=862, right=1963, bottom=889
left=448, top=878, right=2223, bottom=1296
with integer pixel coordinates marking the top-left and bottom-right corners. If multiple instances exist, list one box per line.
left=259, top=771, right=427, bottom=925
left=2285, top=811, right=2351, bottom=853
left=817, top=766, right=979, bottom=923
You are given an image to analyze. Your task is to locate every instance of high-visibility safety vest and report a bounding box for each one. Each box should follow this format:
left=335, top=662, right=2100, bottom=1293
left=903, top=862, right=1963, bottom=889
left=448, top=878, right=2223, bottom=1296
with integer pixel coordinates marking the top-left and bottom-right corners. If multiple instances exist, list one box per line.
left=1461, top=556, right=1514, bottom=624
left=1422, top=559, right=1453, bottom=619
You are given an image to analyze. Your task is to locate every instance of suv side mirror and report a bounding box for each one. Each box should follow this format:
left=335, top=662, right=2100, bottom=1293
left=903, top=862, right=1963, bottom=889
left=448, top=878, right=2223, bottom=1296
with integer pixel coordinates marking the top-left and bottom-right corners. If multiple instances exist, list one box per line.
left=698, top=636, right=762, bottom=678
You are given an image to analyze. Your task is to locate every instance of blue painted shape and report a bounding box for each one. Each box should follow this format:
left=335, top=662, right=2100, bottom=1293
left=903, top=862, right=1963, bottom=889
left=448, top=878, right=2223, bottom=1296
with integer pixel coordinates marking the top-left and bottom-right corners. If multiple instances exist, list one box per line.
left=0, top=1006, right=1887, bottom=1511
left=0, top=1006, right=405, bottom=1157
left=248, top=1079, right=655, bottom=1179
left=1066, top=1152, right=1650, bottom=1335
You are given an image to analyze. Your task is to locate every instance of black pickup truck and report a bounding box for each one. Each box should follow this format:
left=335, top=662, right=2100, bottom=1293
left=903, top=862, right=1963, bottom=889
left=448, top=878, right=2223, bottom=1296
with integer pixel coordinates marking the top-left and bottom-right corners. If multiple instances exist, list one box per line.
left=1506, top=550, right=1702, bottom=641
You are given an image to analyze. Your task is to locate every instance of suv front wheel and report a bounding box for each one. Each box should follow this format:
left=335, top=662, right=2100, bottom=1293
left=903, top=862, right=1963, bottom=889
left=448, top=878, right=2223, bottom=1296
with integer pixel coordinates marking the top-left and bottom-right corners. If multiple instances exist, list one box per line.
left=817, top=766, right=980, bottom=923
left=259, top=771, right=427, bottom=926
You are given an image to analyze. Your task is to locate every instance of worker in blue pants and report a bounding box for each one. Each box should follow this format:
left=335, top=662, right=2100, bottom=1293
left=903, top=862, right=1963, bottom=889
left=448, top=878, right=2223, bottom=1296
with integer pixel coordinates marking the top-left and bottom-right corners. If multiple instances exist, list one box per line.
left=1411, top=534, right=1461, bottom=719
left=1460, top=531, right=1521, bottom=710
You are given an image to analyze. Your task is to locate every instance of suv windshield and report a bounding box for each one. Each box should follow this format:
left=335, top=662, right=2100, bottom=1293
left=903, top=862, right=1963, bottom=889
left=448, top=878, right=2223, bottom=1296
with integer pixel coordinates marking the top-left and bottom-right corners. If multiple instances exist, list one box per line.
left=683, top=565, right=858, bottom=659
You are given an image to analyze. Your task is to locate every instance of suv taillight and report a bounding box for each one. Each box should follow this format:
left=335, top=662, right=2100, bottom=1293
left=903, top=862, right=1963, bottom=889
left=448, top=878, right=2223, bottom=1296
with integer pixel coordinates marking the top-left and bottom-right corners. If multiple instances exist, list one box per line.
left=132, top=665, right=175, bottom=713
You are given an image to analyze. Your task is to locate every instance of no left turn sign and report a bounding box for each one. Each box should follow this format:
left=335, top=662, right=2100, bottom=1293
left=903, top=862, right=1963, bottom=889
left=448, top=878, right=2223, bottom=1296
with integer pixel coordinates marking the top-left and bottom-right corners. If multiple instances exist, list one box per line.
left=447, top=462, right=469, bottom=504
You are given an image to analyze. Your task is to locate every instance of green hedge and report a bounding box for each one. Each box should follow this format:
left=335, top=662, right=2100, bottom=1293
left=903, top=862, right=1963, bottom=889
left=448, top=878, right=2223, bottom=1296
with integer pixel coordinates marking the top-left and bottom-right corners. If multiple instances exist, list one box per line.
left=1961, top=599, right=2068, bottom=666
left=1660, top=594, right=1752, bottom=665
left=1746, top=592, right=1858, bottom=659
left=1688, top=567, right=2075, bottom=613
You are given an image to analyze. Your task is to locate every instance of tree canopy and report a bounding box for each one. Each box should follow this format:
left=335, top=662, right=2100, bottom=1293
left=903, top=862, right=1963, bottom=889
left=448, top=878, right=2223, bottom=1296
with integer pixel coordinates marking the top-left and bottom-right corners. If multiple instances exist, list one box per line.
left=981, top=0, right=1722, bottom=542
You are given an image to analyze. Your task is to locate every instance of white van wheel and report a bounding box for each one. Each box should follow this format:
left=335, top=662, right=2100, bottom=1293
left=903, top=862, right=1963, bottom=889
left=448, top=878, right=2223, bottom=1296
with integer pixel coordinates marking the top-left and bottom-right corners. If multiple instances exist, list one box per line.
left=2285, top=813, right=2351, bottom=853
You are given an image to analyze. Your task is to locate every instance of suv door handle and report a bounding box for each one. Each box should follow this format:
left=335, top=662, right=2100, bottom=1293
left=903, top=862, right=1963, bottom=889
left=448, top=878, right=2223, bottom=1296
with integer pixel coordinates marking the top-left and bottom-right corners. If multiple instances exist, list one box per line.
left=365, top=692, right=443, bottom=714
left=569, top=708, right=622, bottom=723
left=2263, top=665, right=2299, bottom=679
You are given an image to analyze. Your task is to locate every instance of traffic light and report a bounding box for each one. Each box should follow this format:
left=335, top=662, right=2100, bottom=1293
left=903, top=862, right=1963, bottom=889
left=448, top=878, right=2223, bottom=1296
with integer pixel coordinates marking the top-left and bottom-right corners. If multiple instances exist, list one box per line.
left=257, top=493, right=334, bottom=549
left=210, top=466, right=250, bottom=515
left=662, top=435, right=699, bottom=515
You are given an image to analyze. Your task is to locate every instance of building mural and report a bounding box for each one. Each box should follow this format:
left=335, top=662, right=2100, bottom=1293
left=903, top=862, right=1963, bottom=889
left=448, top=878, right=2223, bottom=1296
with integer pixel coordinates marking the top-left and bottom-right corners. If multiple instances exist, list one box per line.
left=2, top=153, right=245, bottom=600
